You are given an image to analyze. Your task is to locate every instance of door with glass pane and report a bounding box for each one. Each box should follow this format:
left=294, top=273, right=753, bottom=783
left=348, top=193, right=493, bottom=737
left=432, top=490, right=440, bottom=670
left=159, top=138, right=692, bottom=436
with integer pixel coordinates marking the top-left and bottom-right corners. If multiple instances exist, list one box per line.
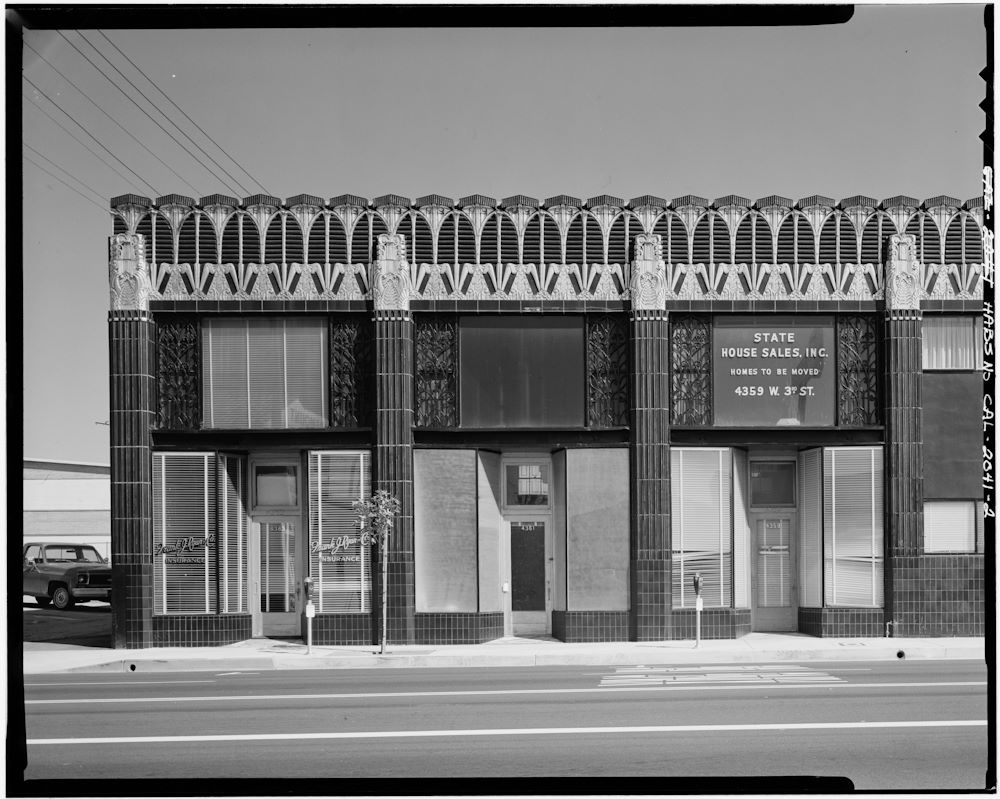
left=750, top=515, right=797, bottom=631
left=509, top=518, right=549, bottom=635
left=250, top=516, right=302, bottom=636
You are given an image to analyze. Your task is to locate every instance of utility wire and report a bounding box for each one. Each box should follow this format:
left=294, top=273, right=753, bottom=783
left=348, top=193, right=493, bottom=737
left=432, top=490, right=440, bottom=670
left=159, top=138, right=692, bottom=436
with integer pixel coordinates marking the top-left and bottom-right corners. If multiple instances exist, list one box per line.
left=24, top=141, right=107, bottom=203
left=22, top=74, right=159, bottom=196
left=96, top=29, right=270, bottom=197
left=58, top=30, right=244, bottom=198
left=23, top=93, right=151, bottom=195
left=23, top=37, right=201, bottom=197
left=24, top=154, right=109, bottom=212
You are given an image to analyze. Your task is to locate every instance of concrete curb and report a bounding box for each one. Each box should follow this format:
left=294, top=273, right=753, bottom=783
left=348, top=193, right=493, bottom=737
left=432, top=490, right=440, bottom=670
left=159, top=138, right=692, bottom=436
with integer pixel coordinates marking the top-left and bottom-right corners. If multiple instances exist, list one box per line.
left=28, top=642, right=984, bottom=674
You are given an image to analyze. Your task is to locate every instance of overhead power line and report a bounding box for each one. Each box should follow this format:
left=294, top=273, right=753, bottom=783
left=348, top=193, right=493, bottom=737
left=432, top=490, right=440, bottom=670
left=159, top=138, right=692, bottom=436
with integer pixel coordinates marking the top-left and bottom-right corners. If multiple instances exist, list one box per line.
left=97, top=29, right=271, bottom=197
left=23, top=37, right=201, bottom=197
left=24, top=154, right=109, bottom=212
left=58, top=30, right=246, bottom=198
left=23, top=93, right=151, bottom=196
left=24, top=141, right=106, bottom=203
left=22, top=74, right=159, bottom=196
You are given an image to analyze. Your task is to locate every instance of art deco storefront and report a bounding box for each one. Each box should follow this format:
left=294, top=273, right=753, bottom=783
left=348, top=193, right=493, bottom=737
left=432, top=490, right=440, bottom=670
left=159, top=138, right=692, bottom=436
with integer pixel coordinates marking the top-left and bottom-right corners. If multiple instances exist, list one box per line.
left=107, top=192, right=986, bottom=648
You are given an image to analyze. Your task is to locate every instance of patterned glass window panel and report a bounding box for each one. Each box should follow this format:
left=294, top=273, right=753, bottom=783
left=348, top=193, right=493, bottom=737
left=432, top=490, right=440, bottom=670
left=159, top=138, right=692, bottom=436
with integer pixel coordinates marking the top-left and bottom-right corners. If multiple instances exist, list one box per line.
left=260, top=521, right=296, bottom=612
left=670, top=448, right=733, bottom=608
left=152, top=453, right=218, bottom=615
left=157, top=318, right=201, bottom=430
left=798, top=449, right=823, bottom=607
left=608, top=216, right=627, bottom=264
left=177, top=216, right=197, bottom=266
left=308, top=451, right=372, bottom=613
left=670, top=316, right=712, bottom=426
left=220, top=216, right=240, bottom=265
left=329, top=318, right=373, bottom=428
left=756, top=518, right=791, bottom=607
left=818, top=217, right=838, bottom=263
left=203, top=318, right=327, bottom=429
left=823, top=447, right=884, bottom=607
left=691, top=217, right=710, bottom=263
left=734, top=217, right=754, bottom=263
left=219, top=454, right=248, bottom=613
left=838, top=215, right=858, bottom=263
left=924, top=501, right=977, bottom=553
left=754, top=215, right=774, bottom=263
left=586, top=314, right=629, bottom=428
left=414, top=316, right=458, bottom=428
left=922, top=316, right=982, bottom=370
left=837, top=315, right=880, bottom=426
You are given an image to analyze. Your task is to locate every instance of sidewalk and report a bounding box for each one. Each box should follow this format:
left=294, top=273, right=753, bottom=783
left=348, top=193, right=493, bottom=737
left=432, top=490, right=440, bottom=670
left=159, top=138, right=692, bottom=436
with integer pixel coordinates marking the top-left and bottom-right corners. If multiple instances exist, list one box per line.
left=22, top=633, right=986, bottom=674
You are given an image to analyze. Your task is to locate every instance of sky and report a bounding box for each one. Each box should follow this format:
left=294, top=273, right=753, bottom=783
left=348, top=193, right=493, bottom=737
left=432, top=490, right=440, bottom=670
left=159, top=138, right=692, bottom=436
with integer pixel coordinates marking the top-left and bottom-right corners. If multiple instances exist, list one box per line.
left=17, top=5, right=989, bottom=465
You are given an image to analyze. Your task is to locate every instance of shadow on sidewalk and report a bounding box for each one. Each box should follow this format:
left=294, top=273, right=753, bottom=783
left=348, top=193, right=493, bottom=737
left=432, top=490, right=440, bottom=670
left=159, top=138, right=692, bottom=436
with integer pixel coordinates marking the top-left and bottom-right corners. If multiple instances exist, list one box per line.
left=23, top=600, right=112, bottom=648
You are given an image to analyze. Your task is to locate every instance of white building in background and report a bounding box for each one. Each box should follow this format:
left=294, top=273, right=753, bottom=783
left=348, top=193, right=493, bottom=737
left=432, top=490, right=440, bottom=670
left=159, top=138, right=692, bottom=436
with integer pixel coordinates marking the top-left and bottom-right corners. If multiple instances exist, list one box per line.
left=23, top=459, right=111, bottom=559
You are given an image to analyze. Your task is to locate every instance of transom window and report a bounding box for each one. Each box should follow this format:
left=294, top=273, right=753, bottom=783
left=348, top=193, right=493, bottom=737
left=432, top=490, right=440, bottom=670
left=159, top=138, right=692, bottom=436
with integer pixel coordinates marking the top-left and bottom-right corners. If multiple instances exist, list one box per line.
left=202, top=318, right=327, bottom=429
left=504, top=463, right=550, bottom=507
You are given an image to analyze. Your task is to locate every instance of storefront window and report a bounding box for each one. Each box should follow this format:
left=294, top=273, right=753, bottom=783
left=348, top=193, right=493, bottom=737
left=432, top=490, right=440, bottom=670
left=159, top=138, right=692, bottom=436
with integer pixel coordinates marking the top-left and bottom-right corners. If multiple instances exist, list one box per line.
left=152, top=452, right=248, bottom=615
left=307, top=451, right=371, bottom=613
left=671, top=448, right=733, bottom=608
left=823, top=447, right=883, bottom=607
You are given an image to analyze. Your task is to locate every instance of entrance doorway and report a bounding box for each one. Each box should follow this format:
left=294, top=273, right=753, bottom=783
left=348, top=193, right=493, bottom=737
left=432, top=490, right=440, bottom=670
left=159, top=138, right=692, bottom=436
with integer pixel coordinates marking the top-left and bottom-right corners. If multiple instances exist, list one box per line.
left=249, top=456, right=304, bottom=638
left=750, top=514, right=797, bottom=631
left=250, top=516, right=303, bottom=636
left=501, top=456, right=553, bottom=636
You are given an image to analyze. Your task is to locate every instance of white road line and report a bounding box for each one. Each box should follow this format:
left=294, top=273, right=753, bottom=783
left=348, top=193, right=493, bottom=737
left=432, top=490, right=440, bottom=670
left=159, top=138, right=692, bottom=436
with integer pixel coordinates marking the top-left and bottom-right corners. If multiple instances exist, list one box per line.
left=24, top=681, right=988, bottom=705
left=24, top=680, right=217, bottom=687
left=27, top=719, right=987, bottom=746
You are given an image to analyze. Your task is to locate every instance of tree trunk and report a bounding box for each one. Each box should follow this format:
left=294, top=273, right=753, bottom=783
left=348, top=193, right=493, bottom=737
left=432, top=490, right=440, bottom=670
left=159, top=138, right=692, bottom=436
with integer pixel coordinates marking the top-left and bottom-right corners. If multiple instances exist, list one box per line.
left=380, top=537, right=388, bottom=654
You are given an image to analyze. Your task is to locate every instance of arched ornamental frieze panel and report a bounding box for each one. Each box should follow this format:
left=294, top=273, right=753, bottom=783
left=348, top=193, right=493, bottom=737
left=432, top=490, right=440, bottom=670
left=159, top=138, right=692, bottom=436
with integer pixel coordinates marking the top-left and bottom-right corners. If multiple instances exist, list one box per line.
left=109, top=193, right=985, bottom=304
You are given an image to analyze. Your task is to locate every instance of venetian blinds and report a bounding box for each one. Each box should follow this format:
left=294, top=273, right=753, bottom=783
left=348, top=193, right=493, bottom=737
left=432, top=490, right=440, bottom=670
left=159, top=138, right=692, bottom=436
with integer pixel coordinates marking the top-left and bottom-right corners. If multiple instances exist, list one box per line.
left=798, top=449, right=823, bottom=607
left=922, top=316, right=984, bottom=370
left=308, top=451, right=371, bottom=613
left=152, top=453, right=248, bottom=615
left=823, top=447, right=884, bottom=607
left=671, top=448, right=733, bottom=608
left=202, top=318, right=327, bottom=429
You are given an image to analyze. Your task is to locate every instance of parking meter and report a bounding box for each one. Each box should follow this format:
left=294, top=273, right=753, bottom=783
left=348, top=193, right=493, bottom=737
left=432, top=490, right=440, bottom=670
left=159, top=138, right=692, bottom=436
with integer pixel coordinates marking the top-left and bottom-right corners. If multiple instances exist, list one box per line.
left=692, top=572, right=703, bottom=597
left=303, top=576, right=314, bottom=600
left=693, top=572, right=704, bottom=647
left=303, top=576, right=315, bottom=653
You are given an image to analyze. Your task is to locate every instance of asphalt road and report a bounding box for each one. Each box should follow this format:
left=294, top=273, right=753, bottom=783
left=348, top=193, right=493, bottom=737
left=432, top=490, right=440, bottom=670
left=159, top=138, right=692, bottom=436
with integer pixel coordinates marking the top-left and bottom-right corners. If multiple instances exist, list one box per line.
left=17, top=660, right=989, bottom=790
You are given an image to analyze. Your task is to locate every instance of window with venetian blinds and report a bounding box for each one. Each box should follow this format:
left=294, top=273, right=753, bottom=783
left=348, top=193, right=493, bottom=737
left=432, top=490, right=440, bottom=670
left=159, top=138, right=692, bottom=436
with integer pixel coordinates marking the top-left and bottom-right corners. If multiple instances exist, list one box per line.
left=202, top=318, right=328, bottom=429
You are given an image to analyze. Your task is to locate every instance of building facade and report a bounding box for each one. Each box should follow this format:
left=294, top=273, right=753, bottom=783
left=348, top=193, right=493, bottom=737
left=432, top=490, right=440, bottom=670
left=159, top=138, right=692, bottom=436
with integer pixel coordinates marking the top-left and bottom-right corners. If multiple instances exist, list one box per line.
left=23, top=458, right=111, bottom=559
left=107, top=191, right=987, bottom=648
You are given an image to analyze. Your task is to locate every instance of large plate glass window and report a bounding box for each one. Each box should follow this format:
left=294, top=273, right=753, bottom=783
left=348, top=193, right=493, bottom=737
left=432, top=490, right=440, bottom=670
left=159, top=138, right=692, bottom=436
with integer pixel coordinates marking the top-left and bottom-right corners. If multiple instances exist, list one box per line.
left=152, top=452, right=248, bottom=615
left=307, top=451, right=371, bottom=613
left=202, top=317, right=327, bottom=429
left=670, top=447, right=732, bottom=608
left=822, top=447, right=883, bottom=607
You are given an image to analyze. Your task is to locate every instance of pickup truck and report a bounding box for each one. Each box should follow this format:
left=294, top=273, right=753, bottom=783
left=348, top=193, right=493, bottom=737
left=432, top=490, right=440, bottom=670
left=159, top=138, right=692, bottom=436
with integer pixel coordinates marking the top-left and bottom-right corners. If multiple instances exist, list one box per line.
left=23, top=542, right=112, bottom=609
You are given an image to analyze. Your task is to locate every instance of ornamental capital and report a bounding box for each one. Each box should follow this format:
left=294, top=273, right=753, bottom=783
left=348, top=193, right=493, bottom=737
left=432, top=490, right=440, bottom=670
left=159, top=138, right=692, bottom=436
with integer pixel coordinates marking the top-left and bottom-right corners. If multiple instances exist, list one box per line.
left=373, top=233, right=411, bottom=311
left=629, top=233, right=666, bottom=311
left=885, top=233, right=921, bottom=310
left=109, top=233, right=150, bottom=311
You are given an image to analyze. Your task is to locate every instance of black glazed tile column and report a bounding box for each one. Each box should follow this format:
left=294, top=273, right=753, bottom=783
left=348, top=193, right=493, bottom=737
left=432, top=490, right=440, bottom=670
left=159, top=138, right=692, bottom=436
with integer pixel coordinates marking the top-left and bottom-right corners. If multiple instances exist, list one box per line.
left=882, top=234, right=924, bottom=636
left=108, top=233, right=155, bottom=648
left=372, top=233, right=416, bottom=645
left=628, top=234, right=671, bottom=640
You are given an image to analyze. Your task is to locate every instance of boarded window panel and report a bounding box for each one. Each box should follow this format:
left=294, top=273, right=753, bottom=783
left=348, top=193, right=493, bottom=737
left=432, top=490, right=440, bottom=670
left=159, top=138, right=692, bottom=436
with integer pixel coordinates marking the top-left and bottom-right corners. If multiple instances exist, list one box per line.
left=565, top=449, right=629, bottom=611
left=924, top=501, right=977, bottom=553
left=308, top=451, right=371, bottom=613
left=823, top=447, right=883, bottom=607
left=671, top=448, right=732, bottom=608
left=414, top=450, right=478, bottom=612
left=477, top=451, right=503, bottom=612
left=798, top=448, right=823, bottom=607
left=153, top=453, right=217, bottom=615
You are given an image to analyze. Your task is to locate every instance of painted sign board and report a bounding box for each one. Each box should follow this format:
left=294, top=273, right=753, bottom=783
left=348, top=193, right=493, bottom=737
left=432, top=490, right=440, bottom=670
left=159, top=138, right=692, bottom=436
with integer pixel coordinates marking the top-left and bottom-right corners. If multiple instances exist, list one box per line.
left=713, top=316, right=835, bottom=427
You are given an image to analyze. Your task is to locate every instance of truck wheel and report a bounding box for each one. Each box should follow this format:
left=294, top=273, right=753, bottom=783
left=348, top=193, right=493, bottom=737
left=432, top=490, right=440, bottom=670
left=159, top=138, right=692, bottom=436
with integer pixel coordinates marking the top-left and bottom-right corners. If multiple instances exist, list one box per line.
left=51, top=585, right=74, bottom=610
left=35, top=596, right=51, bottom=607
